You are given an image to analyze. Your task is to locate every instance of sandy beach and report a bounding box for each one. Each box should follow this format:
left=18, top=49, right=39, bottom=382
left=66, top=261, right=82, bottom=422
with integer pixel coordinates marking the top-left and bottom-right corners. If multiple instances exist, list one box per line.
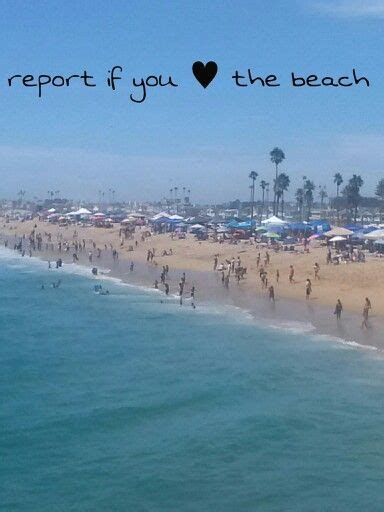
left=2, top=217, right=384, bottom=349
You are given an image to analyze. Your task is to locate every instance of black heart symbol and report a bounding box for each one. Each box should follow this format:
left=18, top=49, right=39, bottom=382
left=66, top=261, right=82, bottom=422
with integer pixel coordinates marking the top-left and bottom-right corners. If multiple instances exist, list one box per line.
left=192, top=61, right=218, bottom=88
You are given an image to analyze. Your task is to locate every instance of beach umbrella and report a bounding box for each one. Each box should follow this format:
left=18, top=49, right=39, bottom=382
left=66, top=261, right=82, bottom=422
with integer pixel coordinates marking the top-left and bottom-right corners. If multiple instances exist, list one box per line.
left=329, top=235, right=347, bottom=242
left=324, top=227, right=354, bottom=237
left=262, top=231, right=280, bottom=239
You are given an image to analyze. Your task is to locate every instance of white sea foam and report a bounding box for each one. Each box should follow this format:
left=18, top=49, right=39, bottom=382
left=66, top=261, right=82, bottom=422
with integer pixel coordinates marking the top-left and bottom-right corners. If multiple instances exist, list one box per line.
left=266, top=319, right=317, bottom=335
left=313, top=334, right=378, bottom=352
left=0, top=245, right=381, bottom=354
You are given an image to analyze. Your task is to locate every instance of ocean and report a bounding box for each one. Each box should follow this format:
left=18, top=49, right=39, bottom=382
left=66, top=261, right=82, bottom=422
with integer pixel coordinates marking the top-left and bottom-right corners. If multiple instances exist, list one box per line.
left=2, top=247, right=384, bottom=512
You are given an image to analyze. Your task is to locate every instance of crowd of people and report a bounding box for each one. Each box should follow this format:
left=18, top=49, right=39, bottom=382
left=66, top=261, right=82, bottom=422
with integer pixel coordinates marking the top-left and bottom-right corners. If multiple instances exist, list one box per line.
left=2, top=223, right=375, bottom=328
left=212, top=248, right=373, bottom=328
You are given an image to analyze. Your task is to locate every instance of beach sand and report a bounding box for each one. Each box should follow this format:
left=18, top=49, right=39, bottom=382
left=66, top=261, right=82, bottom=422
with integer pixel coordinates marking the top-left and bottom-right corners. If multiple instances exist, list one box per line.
left=1, top=218, right=384, bottom=348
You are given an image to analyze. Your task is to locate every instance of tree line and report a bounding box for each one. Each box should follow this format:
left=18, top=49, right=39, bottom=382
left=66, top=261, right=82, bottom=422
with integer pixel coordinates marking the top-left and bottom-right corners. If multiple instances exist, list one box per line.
left=246, top=148, right=384, bottom=223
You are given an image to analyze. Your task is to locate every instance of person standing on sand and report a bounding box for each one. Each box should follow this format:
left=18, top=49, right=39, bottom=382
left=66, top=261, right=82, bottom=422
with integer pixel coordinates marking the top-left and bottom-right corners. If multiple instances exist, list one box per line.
left=362, top=297, right=372, bottom=329
left=289, top=265, right=295, bottom=284
left=314, top=262, right=320, bottom=280
left=305, top=279, right=312, bottom=300
left=334, top=299, right=343, bottom=320
left=276, top=269, right=279, bottom=283
left=268, top=285, right=275, bottom=302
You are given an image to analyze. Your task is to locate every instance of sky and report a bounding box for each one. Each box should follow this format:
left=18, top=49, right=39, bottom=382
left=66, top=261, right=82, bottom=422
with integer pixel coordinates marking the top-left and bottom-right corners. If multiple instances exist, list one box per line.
left=0, top=0, right=384, bottom=203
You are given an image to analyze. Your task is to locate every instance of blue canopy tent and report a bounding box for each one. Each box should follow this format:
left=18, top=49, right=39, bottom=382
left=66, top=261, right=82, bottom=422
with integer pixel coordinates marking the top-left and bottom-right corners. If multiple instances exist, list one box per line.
left=363, top=226, right=378, bottom=234
left=237, top=221, right=253, bottom=229
left=344, top=224, right=363, bottom=232
left=227, top=220, right=241, bottom=229
left=288, top=222, right=313, bottom=233
left=265, top=225, right=287, bottom=234
left=308, top=219, right=331, bottom=233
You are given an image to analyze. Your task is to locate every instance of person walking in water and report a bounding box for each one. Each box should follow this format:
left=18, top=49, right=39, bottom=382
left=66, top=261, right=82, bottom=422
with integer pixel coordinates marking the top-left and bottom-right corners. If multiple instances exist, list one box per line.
left=190, top=285, right=196, bottom=309
left=334, top=299, right=343, bottom=320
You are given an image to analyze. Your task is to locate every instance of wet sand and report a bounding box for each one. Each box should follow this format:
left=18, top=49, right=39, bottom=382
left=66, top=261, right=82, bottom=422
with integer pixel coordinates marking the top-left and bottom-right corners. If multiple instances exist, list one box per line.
left=1, top=220, right=383, bottom=351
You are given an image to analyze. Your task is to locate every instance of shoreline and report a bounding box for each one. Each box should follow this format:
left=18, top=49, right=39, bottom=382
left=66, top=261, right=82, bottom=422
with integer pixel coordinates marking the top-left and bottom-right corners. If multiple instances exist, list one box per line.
left=1, top=224, right=383, bottom=351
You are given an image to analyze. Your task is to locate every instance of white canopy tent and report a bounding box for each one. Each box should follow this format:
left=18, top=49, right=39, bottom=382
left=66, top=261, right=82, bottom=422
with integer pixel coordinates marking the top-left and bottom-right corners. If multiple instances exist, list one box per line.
left=67, top=207, right=92, bottom=216
left=152, top=212, right=171, bottom=221
left=364, top=229, right=384, bottom=240
left=261, top=215, right=288, bottom=225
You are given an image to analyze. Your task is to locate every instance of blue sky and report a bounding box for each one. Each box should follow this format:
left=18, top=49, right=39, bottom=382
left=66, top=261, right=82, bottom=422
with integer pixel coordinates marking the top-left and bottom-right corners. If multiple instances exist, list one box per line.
left=0, top=0, right=383, bottom=203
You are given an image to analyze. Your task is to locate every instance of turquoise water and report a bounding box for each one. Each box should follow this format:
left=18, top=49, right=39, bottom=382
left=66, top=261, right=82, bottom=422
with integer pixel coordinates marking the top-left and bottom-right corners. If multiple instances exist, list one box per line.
left=2, top=249, right=384, bottom=512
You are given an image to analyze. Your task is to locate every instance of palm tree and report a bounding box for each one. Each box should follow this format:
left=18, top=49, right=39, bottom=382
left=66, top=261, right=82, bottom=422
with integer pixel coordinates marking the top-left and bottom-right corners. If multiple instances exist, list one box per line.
left=260, top=180, right=267, bottom=221
left=343, top=174, right=364, bottom=223
left=17, top=189, right=26, bottom=206
left=376, top=178, right=384, bottom=222
left=275, top=173, right=290, bottom=218
left=174, top=186, right=179, bottom=212
left=303, top=179, right=315, bottom=220
left=318, top=185, right=328, bottom=211
left=333, top=172, right=343, bottom=224
left=270, top=147, right=285, bottom=215
left=376, top=178, right=384, bottom=200
left=249, top=171, right=258, bottom=234
left=295, top=188, right=304, bottom=220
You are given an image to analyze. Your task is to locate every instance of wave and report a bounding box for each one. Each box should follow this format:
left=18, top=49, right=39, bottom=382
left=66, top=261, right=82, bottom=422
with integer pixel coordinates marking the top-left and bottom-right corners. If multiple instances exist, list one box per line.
left=0, top=245, right=380, bottom=354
